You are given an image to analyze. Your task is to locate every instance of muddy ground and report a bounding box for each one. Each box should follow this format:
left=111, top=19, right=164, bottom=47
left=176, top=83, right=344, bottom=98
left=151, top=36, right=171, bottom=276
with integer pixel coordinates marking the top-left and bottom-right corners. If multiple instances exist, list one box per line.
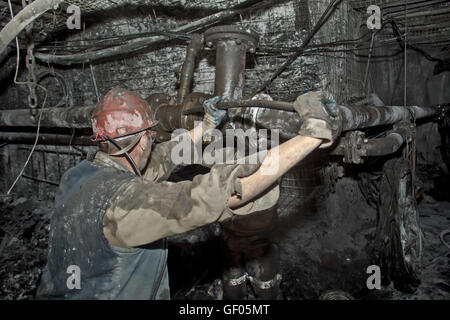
left=0, top=167, right=448, bottom=300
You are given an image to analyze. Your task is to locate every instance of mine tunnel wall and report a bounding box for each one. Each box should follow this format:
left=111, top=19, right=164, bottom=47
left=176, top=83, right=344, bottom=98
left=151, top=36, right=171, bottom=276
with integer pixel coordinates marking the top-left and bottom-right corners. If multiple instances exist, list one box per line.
left=0, top=0, right=445, bottom=208
left=1, top=0, right=364, bottom=196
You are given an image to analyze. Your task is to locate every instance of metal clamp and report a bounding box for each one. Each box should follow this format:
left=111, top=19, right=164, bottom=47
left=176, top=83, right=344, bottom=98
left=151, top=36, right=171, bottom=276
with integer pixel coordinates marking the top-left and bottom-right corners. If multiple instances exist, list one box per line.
left=247, top=274, right=282, bottom=290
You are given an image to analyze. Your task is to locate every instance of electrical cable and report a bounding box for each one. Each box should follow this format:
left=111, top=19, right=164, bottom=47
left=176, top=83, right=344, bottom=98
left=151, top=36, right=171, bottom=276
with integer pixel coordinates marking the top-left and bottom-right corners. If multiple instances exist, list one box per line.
left=257, top=19, right=410, bottom=57
left=34, top=0, right=277, bottom=65
left=388, top=20, right=441, bottom=62
left=35, top=70, right=71, bottom=107
left=42, top=36, right=404, bottom=60
left=32, top=1, right=419, bottom=66
left=42, top=26, right=376, bottom=56
left=245, top=0, right=344, bottom=99
left=6, top=94, right=48, bottom=195
left=36, top=30, right=193, bottom=53
left=404, top=1, right=408, bottom=110
left=363, top=31, right=376, bottom=93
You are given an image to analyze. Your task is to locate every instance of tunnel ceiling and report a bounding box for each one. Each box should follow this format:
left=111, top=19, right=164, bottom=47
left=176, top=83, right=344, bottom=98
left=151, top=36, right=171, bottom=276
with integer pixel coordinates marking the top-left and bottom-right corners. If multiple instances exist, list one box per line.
left=1, top=0, right=450, bottom=109
left=1, top=0, right=450, bottom=48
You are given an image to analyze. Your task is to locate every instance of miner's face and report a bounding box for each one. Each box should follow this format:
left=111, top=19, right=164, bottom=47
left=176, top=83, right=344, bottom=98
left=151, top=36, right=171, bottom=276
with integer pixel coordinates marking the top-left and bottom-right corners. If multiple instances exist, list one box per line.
left=136, top=130, right=153, bottom=171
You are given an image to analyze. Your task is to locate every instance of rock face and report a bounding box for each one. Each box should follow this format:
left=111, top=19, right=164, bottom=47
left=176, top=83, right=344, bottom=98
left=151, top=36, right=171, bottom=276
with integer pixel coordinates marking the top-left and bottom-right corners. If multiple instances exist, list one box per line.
left=276, top=176, right=377, bottom=300
left=365, top=195, right=450, bottom=300
left=0, top=197, right=52, bottom=300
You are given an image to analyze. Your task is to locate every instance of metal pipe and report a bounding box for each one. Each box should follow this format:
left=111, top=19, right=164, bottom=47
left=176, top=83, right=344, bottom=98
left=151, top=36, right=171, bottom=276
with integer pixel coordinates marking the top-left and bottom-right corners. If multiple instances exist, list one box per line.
left=339, top=105, right=436, bottom=131
left=0, top=106, right=93, bottom=128
left=186, top=99, right=436, bottom=133
left=0, top=0, right=65, bottom=59
left=214, top=40, right=248, bottom=100
left=177, top=34, right=203, bottom=105
left=205, top=25, right=259, bottom=101
left=0, top=132, right=95, bottom=145
left=154, top=104, right=183, bottom=132
left=365, top=133, right=405, bottom=156
left=0, top=104, right=437, bottom=136
left=246, top=104, right=436, bottom=139
left=330, top=132, right=406, bottom=157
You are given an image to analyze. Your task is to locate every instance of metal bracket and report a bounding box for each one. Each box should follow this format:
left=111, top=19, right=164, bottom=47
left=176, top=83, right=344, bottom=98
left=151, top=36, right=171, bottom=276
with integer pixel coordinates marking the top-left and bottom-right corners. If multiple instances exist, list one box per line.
left=393, top=121, right=415, bottom=144
left=343, top=131, right=366, bottom=164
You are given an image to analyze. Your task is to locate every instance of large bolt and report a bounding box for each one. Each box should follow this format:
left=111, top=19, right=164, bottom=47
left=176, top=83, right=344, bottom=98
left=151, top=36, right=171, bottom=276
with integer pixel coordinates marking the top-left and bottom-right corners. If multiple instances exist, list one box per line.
left=249, top=47, right=256, bottom=54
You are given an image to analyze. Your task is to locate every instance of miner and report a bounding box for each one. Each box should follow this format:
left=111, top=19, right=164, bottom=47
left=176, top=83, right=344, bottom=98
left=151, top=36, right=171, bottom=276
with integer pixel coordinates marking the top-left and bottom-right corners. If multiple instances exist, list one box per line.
left=36, top=88, right=339, bottom=299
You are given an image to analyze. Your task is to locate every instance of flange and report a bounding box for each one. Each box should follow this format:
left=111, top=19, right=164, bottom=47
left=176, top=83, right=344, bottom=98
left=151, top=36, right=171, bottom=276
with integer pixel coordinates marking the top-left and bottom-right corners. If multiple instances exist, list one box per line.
left=204, top=25, right=259, bottom=51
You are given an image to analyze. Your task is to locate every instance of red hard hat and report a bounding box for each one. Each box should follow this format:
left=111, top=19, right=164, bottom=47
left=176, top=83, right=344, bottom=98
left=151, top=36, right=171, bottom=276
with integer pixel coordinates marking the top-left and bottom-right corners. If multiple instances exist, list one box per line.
left=91, top=88, right=157, bottom=139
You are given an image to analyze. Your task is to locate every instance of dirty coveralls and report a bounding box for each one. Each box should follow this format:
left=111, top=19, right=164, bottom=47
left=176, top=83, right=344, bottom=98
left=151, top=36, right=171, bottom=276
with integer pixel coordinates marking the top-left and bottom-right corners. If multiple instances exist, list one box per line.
left=37, top=138, right=279, bottom=299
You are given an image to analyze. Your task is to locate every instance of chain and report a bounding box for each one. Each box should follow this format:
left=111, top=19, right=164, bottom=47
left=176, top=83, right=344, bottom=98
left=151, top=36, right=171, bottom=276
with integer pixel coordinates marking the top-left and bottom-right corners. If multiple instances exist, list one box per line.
left=26, top=42, right=38, bottom=112
left=23, top=0, right=38, bottom=116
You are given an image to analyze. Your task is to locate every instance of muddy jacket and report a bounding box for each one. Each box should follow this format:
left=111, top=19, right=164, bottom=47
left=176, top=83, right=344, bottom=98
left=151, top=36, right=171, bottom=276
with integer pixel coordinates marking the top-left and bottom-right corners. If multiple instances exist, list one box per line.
left=37, top=140, right=279, bottom=300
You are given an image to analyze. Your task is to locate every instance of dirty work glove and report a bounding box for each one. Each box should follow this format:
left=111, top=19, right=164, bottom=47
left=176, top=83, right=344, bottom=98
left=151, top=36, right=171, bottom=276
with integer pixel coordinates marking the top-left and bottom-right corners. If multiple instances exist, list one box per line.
left=203, top=96, right=227, bottom=131
left=293, top=91, right=342, bottom=148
